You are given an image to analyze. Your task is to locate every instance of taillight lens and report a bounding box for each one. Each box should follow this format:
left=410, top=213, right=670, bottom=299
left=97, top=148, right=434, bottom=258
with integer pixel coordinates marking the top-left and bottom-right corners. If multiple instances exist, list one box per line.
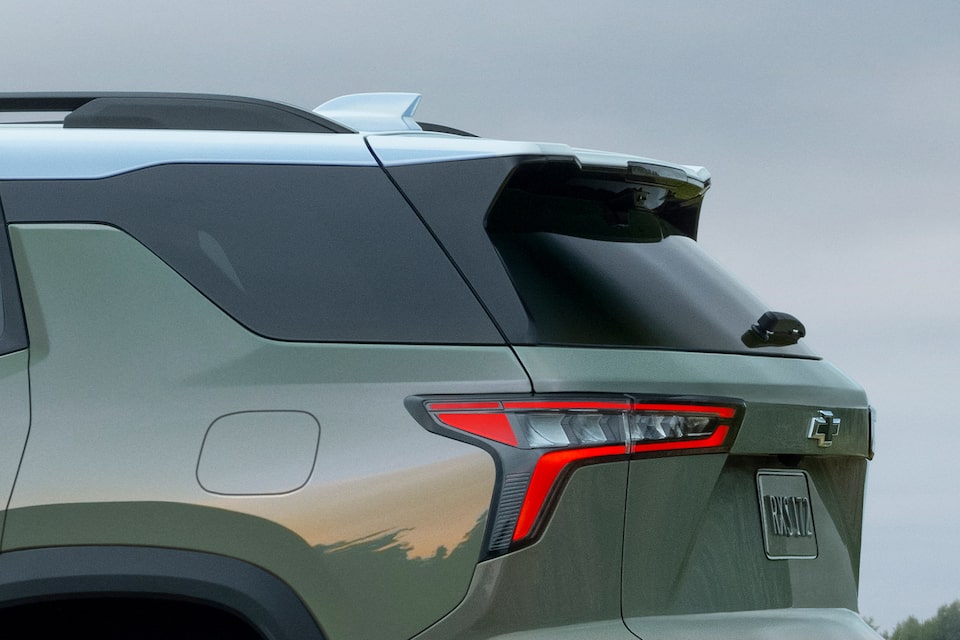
left=412, top=396, right=741, bottom=556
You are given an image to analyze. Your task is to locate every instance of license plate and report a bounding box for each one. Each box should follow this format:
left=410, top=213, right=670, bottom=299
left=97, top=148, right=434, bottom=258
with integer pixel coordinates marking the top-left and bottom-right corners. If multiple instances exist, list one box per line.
left=756, top=470, right=818, bottom=560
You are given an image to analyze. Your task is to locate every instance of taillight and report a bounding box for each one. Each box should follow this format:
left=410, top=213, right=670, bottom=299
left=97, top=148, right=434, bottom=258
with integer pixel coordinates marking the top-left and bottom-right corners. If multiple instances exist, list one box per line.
left=409, top=395, right=741, bottom=556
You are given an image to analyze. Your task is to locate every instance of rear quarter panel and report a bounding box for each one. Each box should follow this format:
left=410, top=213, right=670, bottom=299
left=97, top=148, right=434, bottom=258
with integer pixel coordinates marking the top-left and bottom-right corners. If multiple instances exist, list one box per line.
left=4, top=223, right=531, bottom=640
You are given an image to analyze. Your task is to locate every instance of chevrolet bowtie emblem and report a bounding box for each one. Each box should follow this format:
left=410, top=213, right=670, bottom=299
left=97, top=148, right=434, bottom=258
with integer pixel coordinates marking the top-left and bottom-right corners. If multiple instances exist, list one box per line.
left=809, top=410, right=841, bottom=447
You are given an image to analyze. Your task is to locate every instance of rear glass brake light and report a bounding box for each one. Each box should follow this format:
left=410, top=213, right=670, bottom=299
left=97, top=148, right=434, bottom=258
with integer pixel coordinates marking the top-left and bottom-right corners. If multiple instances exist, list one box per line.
left=415, top=396, right=742, bottom=555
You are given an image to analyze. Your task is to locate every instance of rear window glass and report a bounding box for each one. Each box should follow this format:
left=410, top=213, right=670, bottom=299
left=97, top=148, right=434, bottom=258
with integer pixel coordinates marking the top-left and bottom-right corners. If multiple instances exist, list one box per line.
left=486, top=171, right=817, bottom=357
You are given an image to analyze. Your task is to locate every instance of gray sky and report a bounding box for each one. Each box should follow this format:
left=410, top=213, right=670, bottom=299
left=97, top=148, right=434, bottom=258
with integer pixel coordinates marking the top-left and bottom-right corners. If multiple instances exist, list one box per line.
left=3, top=0, right=959, bottom=632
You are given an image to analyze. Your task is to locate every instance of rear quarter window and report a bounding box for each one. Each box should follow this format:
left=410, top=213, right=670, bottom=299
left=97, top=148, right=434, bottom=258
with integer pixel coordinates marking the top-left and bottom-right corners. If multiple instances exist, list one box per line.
left=0, top=164, right=502, bottom=344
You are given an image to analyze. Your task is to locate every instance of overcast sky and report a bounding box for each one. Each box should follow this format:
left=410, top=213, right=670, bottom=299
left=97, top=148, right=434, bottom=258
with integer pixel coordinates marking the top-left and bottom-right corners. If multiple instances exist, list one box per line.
left=2, top=0, right=958, bottom=632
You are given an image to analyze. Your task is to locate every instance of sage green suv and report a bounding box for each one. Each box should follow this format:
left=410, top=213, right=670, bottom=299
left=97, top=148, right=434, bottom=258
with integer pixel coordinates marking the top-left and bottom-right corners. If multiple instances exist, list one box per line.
left=0, top=92, right=878, bottom=639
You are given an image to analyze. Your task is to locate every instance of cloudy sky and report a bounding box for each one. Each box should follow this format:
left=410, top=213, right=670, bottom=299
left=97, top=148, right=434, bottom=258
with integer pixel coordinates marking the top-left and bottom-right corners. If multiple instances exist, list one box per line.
left=2, top=0, right=958, bottom=632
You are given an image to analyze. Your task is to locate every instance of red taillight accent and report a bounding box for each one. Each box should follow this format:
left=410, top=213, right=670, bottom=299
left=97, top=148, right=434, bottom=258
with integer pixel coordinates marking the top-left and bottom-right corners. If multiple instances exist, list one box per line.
left=512, top=444, right=626, bottom=541
left=427, top=401, right=502, bottom=411
left=421, top=395, right=741, bottom=553
left=632, top=403, right=736, bottom=419
left=502, top=400, right=632, bottom=411
left=434, top=412, right=518, bottom=446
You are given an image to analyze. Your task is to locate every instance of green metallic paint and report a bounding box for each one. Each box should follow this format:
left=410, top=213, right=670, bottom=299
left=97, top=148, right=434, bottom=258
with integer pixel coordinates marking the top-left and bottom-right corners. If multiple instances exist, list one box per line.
left=414, top=464, right=629, bottom=640
left=5, top=223, right=532, bottom=640
left=427, top=609, right=881, bottom=640
left=513, top=346, right=867, bottom=408
left=2, top=501, right=489, bottom=639
left=625, top=608, right=882, bottom=639
left=0, top=349, right=30, bottom=541
left=513, top=344, right=872, bottom=636
left=197, top=410, right=322, bottom=495
left=3, top=222, right=876, bottom=639
left=621, top=456, right=865, bottom=623
left=513, top=348, right=871, bottom=458
left=732, top=402, right=869, bottom=457
left=443, top=620, right=638, bottom=640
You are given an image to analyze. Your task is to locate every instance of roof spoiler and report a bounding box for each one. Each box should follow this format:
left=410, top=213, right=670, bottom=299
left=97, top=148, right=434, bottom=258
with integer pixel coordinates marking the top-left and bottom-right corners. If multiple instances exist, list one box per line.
left=626, top=160, right=710, bottom=201
left=506, top=156, right=709, bottom=239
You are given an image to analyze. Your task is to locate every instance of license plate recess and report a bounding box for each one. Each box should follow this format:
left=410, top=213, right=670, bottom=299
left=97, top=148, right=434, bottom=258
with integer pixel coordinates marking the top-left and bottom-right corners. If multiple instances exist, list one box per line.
left=756, top=470, right=818, bottom=560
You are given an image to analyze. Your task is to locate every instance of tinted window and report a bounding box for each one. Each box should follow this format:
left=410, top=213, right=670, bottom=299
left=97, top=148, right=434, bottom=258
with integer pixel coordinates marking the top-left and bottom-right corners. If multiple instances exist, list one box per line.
left=1, top=164, right=501, bottom=344
left=486, top=169, right=817, bottom=357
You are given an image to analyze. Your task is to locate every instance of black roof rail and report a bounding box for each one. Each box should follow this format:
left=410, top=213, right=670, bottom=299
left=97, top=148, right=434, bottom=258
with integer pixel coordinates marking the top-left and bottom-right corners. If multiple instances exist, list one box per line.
left=0, top=92, right=353, bottom=133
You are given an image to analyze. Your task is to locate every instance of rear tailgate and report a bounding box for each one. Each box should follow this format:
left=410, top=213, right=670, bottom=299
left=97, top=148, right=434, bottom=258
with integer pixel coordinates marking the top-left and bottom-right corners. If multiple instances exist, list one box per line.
left=514, top=347, right=875, bottom=638
left=380, top=143, right=876, bottom=637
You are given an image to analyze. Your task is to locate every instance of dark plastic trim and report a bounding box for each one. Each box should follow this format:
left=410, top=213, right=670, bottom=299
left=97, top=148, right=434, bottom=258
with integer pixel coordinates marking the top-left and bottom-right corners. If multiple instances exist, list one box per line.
left=385, top=156, right=536, bottom=342
left=416, top=121, right=477, bottom=137
left=0, top=92, right=352, bottom=134
left=0, top=546, right=326, bottom=640
left=0, top=194, right=29, bottom=354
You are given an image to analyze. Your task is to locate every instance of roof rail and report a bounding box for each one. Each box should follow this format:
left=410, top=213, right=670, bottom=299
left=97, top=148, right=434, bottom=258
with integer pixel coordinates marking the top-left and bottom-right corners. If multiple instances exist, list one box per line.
left=0, top=92, right=353, bottom=133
